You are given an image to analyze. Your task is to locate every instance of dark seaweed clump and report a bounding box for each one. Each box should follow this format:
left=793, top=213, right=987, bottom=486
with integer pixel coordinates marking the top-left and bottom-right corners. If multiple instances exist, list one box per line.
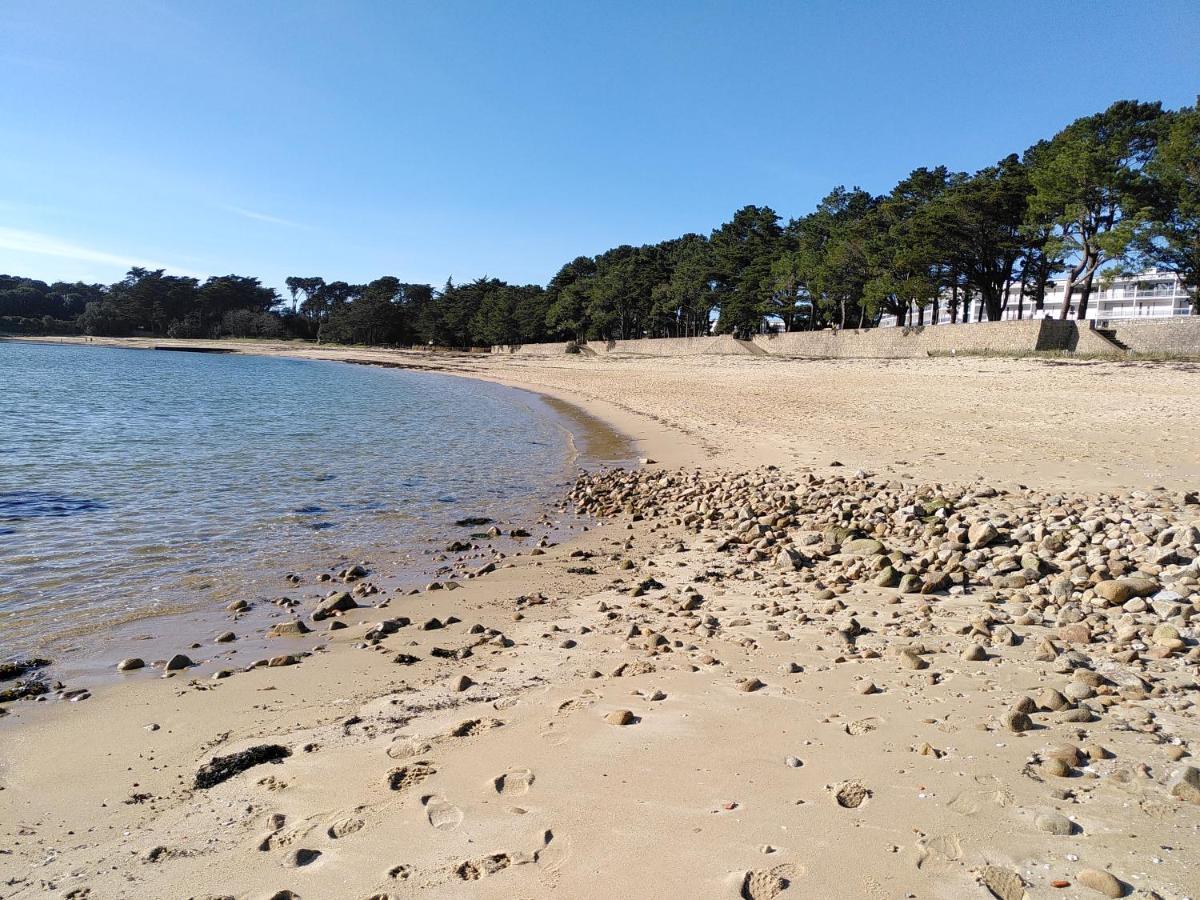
left=194, top=744, right=291, bottom=789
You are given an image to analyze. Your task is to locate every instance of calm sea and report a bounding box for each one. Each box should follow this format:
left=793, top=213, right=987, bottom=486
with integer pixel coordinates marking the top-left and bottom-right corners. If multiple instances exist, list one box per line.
left=0, top=342, right=603, bottom=661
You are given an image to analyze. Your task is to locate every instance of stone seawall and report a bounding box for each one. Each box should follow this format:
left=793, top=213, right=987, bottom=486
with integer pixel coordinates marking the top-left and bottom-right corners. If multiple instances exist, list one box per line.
left=1106, top=318, right=1200, bottom=354
left=751, top=320, right=1065, bottom=358
left=493, top=335, right=762, bottom=356
left=493, top=317, right=1200, bottom=359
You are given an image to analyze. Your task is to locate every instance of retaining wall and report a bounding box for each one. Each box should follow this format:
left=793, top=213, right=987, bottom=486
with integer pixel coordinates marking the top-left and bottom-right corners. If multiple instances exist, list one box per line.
left=751, top=319, right=1066, bottom=358
left=493, top=335, right=762, bottom=356
left=589, top=335, right=763, bottom=356
left=1105, top=317, right=1200, bottom=354
left=492, top=341, right=578, bottom=357
left=492, top=317, right=1200, bottom=360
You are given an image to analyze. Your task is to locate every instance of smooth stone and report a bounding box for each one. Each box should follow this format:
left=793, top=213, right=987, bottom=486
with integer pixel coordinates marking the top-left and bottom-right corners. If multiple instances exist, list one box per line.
left=1035, top=811, right=1073, bottom=835
left=605, top=709, right=635, bottom=726
left=1168, top=765, right=1200, bottom=803
left=267, top=621, right=311, bottom=638
left=1003, top=709, right=1033, bottom=733
left=1076, top=868, right=1124, bottom=898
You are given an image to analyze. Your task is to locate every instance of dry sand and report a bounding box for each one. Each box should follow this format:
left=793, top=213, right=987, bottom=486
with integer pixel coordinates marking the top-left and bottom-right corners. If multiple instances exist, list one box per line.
left=2, top=337, right=1199, bottom=899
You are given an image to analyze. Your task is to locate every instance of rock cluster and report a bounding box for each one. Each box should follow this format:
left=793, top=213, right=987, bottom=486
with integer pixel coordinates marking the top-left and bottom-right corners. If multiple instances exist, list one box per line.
left=570, top=465, right=1200, bottom=808
left=570, top=466, right=1200, bottom=668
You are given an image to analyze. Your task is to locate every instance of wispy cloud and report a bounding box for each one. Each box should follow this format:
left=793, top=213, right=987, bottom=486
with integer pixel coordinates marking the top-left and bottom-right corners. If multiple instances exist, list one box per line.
left=0, top=226, right=199, bottom=276
left=220, top=205, right=308, bottom=229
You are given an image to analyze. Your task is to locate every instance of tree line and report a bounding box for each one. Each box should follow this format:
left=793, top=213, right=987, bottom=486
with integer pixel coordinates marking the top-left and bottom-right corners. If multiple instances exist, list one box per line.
left=2, top=98, right=1196, bottom=346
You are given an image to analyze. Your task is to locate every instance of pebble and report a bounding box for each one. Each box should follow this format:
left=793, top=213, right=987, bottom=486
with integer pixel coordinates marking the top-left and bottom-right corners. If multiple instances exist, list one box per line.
left=1075, top=868, right=1124, bottom=898
left=267, top=621, right=310, bottom=638
left=1042, top=757, right=1072, bottom=778
left=117, top=657, right=145, bottom=671
left=1035, top=811, right=1073, bottom=835
left=164, top=654, right=194, bottom=671
left=605, top=709, right=636, bottom=726
left=1002, top=710, right=1033, bottom=733
left=961, top=644, right=987, bottom=661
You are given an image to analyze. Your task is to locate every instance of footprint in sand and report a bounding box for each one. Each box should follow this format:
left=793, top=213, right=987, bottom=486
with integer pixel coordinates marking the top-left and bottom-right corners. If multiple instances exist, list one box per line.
left=327, top=812, right=367, bottom=839
left=534, top=828, right=570, bottom=876
left=424, top=795, right=464, bottom=831
left=740, top=863, right=802, bottom=899
left=538, top=721, right=569, bottom=747
left=386, top=736, right=433, bottom=760
left=915, top=833, right=963, bottom=871
left=388, top=761, right=437, bottom=792
left=830, top=780, right=871, bottom=809
left=494, top=768, right=535, bottom=796
left=946, top=774, right=1012, bottom=815
left=844, top=717, right=881, bottom=736
left=446, top=717, right=503, bottom=739
left=554, top=692, right=599, bottom=717
left=450, top=829, right=566, bottom=882
left=454, top=852, right=523, bottom=880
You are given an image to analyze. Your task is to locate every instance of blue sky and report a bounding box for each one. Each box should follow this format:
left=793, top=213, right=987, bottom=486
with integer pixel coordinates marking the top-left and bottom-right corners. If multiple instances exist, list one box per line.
left=2, top=1, right=1198, bottom=293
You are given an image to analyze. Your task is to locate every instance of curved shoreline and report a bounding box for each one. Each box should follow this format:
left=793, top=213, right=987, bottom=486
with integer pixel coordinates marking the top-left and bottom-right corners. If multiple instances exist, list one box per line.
left=0, top=341, right=649, bottom=684
left=1, top=335, right=706, bottom=470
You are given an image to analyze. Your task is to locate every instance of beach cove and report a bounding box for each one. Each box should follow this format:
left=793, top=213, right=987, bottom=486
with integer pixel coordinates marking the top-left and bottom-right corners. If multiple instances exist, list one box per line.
left=1, top=338, right=1199, bottom=898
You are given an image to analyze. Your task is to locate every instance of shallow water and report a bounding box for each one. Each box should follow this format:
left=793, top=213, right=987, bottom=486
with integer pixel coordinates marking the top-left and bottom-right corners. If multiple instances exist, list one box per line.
left=0, top=342, right=602, bottom=658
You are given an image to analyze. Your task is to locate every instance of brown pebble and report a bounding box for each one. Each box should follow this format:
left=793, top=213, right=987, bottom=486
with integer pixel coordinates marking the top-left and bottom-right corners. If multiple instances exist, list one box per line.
left=1076, top=868, right=1124, bottom=898
left=605, top=709, right=636, bottom=726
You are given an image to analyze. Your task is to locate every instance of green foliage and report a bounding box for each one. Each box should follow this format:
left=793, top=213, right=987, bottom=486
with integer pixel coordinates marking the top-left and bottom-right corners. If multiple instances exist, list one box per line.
left=711, top=206, right=783, bottom=338
left=1026, top=100, right=1164, bottom=318
left=1139, top=101, right=1200, bottom=310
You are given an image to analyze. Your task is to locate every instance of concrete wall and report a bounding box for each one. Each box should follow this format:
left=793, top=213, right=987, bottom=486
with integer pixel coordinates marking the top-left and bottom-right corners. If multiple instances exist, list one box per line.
left=1106, top=317, right=1200, bottom=354
left=492, top=341, right=579, bottom=357
left=494, top=335, right=762, bottom=357
left=492, top=318, right=1200, bottom=360
left=751, top=319, right=1065, bottom=358
left=589, top=335, right=763, bottom=356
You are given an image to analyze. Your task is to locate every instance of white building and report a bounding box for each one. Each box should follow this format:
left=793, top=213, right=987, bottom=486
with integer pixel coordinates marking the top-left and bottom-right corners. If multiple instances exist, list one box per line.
left=879, top=268, right=1194, bottom=326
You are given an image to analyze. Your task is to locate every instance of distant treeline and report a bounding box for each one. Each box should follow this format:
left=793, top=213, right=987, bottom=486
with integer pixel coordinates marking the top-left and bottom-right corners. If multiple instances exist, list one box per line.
left=3, top=99, right=1197, bottom=345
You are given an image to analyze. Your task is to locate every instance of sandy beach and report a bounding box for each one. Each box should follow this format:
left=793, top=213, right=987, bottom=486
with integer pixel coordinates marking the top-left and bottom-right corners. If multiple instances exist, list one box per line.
left=2, top=338, right=1200, bottom=899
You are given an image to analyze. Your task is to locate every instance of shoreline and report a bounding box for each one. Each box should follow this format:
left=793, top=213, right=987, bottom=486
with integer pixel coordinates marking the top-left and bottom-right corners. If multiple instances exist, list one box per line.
left=1, top=337, right=1199, bottom=899
left=0, top=341, right=642, bottom=686
left=0, top=335, right=716, bottom=469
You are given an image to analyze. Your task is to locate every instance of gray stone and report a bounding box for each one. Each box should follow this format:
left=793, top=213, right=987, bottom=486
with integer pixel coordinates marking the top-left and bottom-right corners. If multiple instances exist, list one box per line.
left=1035, top=812, right=1074, bottom=835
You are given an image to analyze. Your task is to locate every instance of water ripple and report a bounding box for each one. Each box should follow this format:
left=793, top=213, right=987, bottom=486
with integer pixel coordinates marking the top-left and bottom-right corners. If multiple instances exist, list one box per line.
left=0, top=343, right=579, bottom=655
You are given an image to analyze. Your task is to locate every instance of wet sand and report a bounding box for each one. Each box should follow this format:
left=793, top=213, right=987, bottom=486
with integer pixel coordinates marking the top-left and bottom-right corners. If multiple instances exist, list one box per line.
left=1, top=336, right=1199, bottom=899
